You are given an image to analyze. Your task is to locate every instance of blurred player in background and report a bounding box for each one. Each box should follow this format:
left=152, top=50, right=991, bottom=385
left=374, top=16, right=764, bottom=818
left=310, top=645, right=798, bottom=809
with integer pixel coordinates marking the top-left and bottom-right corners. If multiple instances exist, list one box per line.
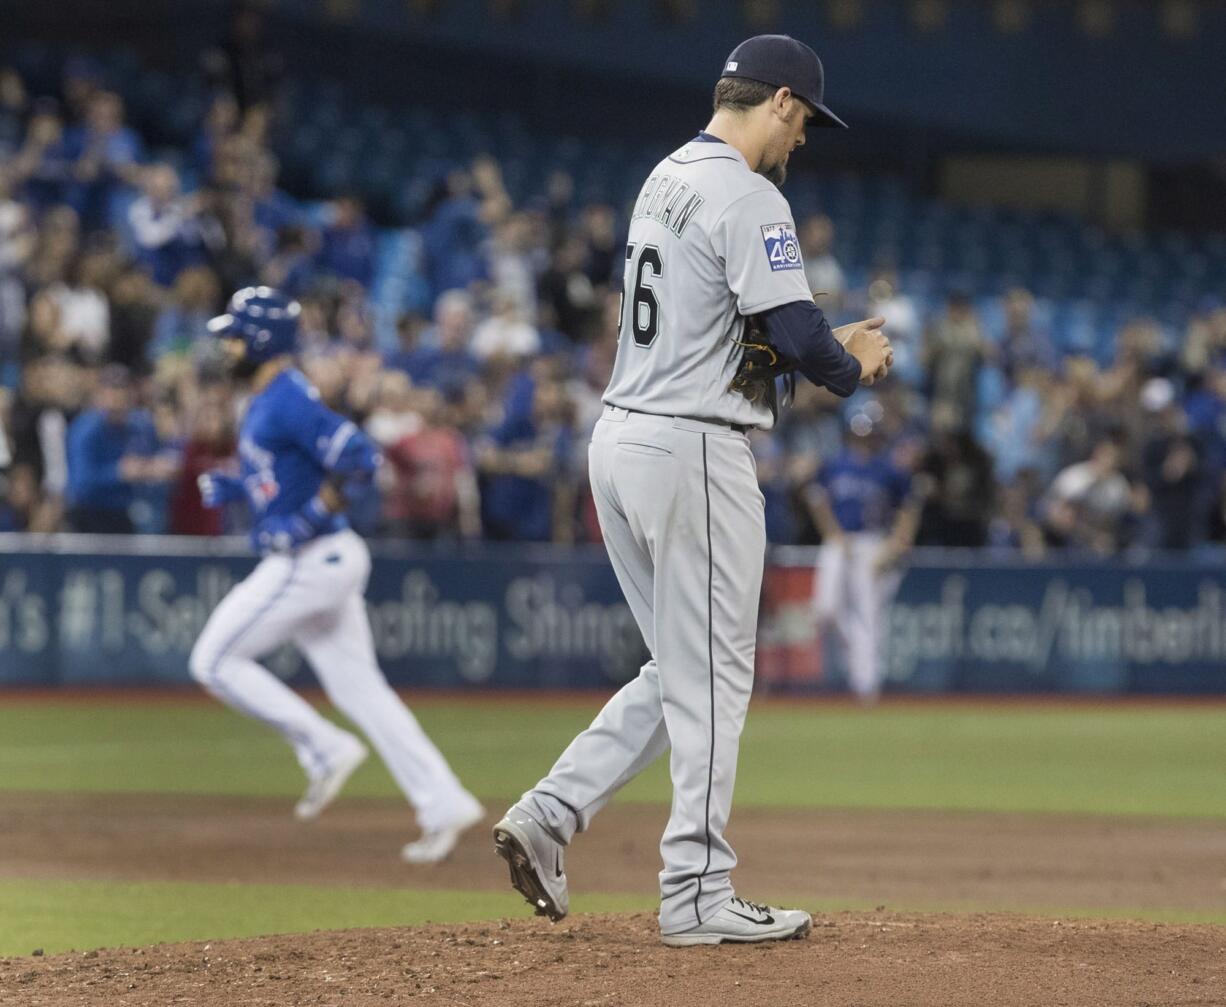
left=805, top=414, right=923, bottom=701
left=189, top=286, right=483, bottom=864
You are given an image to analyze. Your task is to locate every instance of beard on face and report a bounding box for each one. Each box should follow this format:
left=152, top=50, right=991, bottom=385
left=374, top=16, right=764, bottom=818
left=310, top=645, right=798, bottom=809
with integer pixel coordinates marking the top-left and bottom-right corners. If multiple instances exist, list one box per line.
left=759, top=160, right=787, bottom=188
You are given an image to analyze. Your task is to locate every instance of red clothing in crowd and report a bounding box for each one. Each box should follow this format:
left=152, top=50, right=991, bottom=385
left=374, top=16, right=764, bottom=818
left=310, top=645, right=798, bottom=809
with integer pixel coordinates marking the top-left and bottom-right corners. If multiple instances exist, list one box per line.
left=385, top=427, right=469, bottom=533
left=170, top=439, right=234, bottom=535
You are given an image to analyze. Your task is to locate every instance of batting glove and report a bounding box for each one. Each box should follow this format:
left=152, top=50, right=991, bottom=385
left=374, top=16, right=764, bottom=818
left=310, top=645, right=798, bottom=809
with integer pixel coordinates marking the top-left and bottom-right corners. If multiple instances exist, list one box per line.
left=197, top=471, right=244, bottom=508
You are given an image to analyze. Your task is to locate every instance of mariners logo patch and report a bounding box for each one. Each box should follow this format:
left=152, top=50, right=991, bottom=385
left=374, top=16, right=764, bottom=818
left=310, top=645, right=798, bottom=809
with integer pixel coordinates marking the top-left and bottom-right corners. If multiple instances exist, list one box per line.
left=761, top=222, right=803, bottom=272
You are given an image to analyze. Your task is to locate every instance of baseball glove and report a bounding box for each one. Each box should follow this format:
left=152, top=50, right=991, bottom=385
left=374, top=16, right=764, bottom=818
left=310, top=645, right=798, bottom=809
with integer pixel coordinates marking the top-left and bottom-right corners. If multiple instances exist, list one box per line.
left=729, top=314, right=792, bottom=405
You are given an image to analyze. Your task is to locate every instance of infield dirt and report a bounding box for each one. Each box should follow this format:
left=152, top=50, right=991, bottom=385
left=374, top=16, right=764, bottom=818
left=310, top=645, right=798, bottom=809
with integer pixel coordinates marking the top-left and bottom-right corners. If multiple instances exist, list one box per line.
left=2, top=793, right=1225, bottom=1005
left=3, top=912, right=1224, bottom=1006
left=2, top=793, right=1224, bottom=916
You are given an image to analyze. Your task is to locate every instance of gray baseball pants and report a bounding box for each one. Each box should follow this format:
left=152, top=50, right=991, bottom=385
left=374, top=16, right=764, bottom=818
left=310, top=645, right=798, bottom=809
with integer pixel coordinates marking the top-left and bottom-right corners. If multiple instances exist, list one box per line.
left=518, top=405, right=765, bottom=934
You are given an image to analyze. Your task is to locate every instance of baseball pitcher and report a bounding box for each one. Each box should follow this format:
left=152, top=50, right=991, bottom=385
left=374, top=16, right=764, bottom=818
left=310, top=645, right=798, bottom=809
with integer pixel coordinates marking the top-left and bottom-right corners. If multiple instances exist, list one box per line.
left=190, top=287, right=483, bottom=864
left=495, top=36, right=892, bottom=945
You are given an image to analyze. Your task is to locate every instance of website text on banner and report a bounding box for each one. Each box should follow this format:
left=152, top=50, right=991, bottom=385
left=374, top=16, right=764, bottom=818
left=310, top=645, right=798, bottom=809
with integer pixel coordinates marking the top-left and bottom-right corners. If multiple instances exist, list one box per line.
left=1, top=537, right=1225, bottom=694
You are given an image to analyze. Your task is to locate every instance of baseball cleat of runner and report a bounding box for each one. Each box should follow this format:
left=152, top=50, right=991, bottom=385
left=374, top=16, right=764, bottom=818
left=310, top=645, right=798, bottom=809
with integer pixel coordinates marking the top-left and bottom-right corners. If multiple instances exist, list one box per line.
left=401, top=796, right=486, bottom=865
left=294, top=738, right=368, bottom=821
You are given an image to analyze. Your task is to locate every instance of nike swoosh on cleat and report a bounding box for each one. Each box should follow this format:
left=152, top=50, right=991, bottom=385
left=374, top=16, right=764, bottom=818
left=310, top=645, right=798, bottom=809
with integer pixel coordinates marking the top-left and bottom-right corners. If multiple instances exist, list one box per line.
left=727, top=909, right=775, bottom=925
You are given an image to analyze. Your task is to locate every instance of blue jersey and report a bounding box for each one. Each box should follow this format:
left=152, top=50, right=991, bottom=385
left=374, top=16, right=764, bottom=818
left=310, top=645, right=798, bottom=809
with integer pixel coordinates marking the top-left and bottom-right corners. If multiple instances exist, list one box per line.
left=816, top=451, right=911, bottom=533
left=238, top=369, right=375, bottom=548
left=66, top=408, right=161, bottom=512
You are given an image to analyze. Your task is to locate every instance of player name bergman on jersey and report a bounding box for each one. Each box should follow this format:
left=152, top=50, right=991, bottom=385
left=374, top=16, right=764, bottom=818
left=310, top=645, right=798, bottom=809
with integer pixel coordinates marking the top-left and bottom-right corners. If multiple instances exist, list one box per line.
left=631, top=174, right=706, bottom=237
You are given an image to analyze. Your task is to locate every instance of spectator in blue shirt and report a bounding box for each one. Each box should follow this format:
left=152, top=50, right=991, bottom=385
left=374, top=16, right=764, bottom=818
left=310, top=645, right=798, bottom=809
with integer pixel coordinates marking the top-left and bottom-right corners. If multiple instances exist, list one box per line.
left=129, top=164, right=209, bottom=287
left=13, top=103, right=73, bottom=214
left=316, top=195, right=375, bottom=288
left=65, top=366, right=179, bottom=533
left=999, top=287, right=1057, bottom=380
left=476, top=375, right=576, bottom=542
left=190, top=93, right=239, bottom=181
left=260, top=225, right=316, bottom=297
left=1182, top=367, right=1226, bottom=477
left=63, top=91, right=143, bottom=231
left=249, top=153, right=299, bottom=257
left=421, top=170, right=489, bottom=299
left=387, top=290, right=481, bottom=398
left=751, top=431, right=800, bottom=545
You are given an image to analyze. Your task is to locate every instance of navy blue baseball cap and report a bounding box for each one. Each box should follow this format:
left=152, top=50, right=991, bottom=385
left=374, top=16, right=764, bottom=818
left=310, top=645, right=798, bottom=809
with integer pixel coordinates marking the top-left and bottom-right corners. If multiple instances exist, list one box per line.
left=720, top=34, right=848, bottom=129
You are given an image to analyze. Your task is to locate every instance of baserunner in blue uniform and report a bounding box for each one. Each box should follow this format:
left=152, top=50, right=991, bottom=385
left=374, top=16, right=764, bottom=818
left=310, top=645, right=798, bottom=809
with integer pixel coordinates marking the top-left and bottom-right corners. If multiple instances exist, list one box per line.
left=189, top=286, right=483, bottom=864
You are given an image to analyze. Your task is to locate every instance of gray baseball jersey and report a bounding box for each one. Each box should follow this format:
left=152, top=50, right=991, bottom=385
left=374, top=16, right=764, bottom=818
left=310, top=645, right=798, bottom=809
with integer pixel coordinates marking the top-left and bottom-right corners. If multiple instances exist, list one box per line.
left=515, top=134, right=809, bottom=935
left=603, top=136, right=813, bottom=430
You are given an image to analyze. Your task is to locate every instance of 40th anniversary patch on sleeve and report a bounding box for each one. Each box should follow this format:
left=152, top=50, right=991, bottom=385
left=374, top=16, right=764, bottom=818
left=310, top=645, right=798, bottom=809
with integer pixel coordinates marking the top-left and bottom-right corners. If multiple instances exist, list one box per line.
left=760, top=222, right=803, bottom=272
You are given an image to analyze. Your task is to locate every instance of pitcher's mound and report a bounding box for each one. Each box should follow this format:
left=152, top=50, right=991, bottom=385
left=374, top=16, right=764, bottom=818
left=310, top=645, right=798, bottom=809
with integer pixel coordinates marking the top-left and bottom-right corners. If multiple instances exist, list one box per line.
left=3, top=911, right=1223, bottom=1006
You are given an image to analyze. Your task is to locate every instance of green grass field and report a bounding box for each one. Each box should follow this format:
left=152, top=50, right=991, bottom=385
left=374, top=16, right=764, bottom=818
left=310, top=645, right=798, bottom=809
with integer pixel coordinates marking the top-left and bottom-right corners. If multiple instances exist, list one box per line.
left=2, top=695, right=1224, bottom=954
left=0, top=878, right=656, bottom=954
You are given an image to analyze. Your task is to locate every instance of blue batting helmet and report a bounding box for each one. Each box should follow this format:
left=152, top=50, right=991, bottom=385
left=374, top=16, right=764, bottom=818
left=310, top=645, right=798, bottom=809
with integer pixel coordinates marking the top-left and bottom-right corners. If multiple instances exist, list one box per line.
left=208, top=286, right=300, bottom=362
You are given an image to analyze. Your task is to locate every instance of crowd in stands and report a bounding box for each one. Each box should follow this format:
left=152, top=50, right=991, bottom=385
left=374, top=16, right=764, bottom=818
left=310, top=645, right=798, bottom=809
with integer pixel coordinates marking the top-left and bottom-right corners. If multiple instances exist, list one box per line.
left=2, top=52, right=1226, bottom=556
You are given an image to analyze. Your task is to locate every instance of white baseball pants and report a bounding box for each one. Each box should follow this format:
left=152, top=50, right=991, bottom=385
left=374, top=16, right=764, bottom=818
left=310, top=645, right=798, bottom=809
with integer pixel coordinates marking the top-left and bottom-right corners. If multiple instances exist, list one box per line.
left=189, top=529, right=474, bottom=831
left=814, top=531, right=902, bottom=699
left=520, top=406, right=765, bottom=934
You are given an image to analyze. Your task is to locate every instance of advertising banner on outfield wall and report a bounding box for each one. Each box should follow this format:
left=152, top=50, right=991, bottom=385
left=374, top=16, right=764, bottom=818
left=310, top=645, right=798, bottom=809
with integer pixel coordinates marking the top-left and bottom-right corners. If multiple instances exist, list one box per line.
left=0, top=538, right=647, bottom=690
left=757, top=550, right=1226, bottom=695
left=1, top=536, right=1225, bottom=693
